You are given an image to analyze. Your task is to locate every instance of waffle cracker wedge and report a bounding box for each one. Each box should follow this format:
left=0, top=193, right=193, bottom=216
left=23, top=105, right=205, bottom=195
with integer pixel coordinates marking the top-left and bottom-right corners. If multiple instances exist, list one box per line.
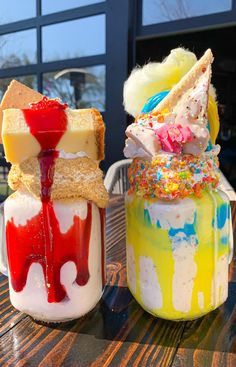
left=8, top=156, right=109, bottom=208
left=0, top=80, right=43, bottom=143
left=153, top=49, right=214, bottom=113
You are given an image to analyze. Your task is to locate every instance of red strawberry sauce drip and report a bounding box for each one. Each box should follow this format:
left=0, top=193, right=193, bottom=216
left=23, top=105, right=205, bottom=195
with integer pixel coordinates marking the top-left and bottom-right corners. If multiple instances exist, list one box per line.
left=99, top=208, right=106, bottom=287
left=6, top=97, right=105, bottom=303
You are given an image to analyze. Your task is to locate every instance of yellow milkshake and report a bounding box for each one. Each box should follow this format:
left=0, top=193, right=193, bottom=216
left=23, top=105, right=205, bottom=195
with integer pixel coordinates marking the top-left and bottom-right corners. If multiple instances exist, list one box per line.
left=123, top=48, right=233, bottom=320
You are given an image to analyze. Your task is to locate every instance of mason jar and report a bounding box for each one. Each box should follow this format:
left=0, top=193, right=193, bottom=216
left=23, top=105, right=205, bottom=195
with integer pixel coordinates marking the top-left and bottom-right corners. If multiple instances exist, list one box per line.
left=126, top=189, right=233, bottom=320
left=0, top=190, right=105, bottom=323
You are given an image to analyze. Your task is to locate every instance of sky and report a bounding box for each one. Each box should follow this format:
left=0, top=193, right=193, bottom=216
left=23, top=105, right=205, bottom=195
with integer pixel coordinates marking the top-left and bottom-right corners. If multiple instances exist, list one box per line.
left=0, top=0, right=103, bottom=25
left=143, top=0, right=232, bottom=25
left=0, top=0, right=232, bottom=64
left=0, top=2, right=105, bottom=67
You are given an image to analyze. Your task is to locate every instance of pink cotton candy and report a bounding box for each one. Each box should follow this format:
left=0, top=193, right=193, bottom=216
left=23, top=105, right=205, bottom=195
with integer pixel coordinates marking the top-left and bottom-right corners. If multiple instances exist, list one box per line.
left=155, top=124, right=193, bottom=154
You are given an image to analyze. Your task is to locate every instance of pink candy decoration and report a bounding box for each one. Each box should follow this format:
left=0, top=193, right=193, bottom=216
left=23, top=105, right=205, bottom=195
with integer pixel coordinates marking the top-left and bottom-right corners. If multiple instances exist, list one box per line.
left=155, top=124, right=193, bottom=154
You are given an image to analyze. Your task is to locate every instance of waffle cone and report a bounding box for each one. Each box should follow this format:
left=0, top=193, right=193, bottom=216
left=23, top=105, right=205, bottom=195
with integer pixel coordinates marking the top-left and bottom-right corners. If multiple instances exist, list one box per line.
left=153, top=49, right=214, bottom=112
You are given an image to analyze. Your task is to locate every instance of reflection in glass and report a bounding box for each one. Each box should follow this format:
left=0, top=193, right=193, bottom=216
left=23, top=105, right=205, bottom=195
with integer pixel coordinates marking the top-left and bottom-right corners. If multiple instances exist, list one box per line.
left=0, top=29, right=37, bottom=69
left=43, top=65, right=105, bottom=111
left=42, top=0, right=103, bottom=15
left=0, top=75, right=37, bottom=100
left=142, top=0, right=232, bottom=26
left=0, top=0, right=36, bottom=25
left=42, top=15, right=105, bottom=62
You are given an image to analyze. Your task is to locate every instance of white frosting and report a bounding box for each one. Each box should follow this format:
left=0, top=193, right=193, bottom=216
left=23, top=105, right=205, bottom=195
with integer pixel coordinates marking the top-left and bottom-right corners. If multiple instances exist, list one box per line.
left=144, top=198, right=196, bottom=229
left=53, top=199, right=88, bottom=233
left=139, top=256, right=163, bottom=310
left=183, top=124, right=209, bottom=156
left=198, top=292, right=204, bottom=310
left=211, top=253, right=228, bottom=306
left=59, top=150, right=88, bottom=159
left=125, top=125, right=161, bottom=157
left=172, top=243, right=197, bottom=313
left=174, top=66, right=210, bottom=126
left=144, top=198, right=197, bottom=313
left=4, top=191, right=90, bottom=234
left=124, top=138, right=150, bottom=158
left=9, top=203, right=103, bottom=322
left=4, top=190, right=41, bottom=226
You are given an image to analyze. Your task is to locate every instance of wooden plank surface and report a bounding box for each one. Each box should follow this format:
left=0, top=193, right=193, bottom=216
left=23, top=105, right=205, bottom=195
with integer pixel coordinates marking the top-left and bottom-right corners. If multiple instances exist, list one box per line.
left=172, top=282, right=236, bottom=367
left=0, top=196, right=235, bottom=367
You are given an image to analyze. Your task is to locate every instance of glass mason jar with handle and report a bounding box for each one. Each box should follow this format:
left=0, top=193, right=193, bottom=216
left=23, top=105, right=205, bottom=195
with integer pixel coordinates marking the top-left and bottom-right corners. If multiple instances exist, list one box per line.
left=0, top=87, right=108, bottom=323
left=126, top=184, right=233, bottom=320
left=123, top=48, right=234, bottom=321
left=0, top=191, right=105, bottom=323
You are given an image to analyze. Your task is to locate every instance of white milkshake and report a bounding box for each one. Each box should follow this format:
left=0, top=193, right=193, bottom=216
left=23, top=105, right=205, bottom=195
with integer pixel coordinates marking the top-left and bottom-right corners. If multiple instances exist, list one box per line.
left=4, top=191, right=105, bottom=322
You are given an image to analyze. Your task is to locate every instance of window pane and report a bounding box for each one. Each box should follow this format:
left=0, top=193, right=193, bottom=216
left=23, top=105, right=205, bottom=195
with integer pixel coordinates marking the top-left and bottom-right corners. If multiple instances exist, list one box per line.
left=42, top=0, right=104, bottom=15
left=43, top=65, right=105, bottom=111
left=42, top=15, right=105, bottom=62
left=0, top=75, right=37, bottom=100
left=142, top=0, right=232, bottom=26
left=0, top=29, right=37, bottom=69
left=0, top=0, right=36, bottom=25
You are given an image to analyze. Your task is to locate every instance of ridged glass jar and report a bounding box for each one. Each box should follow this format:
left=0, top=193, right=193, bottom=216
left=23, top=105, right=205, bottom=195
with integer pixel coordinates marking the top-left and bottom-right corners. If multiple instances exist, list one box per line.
left=126, top=189, right=233, bottom=320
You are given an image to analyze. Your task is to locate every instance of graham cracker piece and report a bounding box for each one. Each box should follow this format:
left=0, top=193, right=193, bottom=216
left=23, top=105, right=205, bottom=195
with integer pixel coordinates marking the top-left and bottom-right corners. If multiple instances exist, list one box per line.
left=8, top=156, right=109, bottom=208
left=91, top=108, right=105, bottom=161
left=153, top=49, right=214, bottom=113
left=0, top=80, right=43, bottom=142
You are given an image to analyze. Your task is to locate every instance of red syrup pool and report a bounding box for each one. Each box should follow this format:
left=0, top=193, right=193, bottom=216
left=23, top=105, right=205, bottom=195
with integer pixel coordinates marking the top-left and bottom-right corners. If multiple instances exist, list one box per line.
left=6, top=97, right=105, bottom=303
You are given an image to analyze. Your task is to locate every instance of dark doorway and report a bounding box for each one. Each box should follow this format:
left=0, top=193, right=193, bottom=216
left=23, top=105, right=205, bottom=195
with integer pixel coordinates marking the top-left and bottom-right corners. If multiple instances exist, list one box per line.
left=136, top=26, right=236, bottom=189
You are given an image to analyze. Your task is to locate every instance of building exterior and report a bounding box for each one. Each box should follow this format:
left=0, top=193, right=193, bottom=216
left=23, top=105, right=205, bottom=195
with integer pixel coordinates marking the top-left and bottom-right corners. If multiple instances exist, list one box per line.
left=0, top=0, right=236, bottom=179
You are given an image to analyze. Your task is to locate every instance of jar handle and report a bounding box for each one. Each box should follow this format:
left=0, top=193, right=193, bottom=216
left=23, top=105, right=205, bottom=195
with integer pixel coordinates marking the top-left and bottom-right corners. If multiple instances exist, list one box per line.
left=228, top=208, right=234, bottom=264
left=0, top=203, right=8, bottom=276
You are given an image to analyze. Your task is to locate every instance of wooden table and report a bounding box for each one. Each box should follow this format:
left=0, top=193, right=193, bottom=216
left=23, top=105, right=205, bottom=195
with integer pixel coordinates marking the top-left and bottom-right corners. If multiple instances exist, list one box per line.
left=0, top=195, right=235, bottom=367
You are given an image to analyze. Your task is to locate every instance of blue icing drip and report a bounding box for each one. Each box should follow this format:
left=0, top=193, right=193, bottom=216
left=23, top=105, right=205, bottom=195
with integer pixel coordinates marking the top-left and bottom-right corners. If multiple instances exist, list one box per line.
left=144, top=209, right=152, bottom=227
left=205, top=121, right=212, bottom=151
left=144, top=208, right=161, bottom=228
left=161, top=211, right=198, bottom=248
left=168, top=222, right=197, bottom=237
left=217, top=204, right=228, bottom=229
left=205, top=140, right=212, bottom=151
left=220, top=236, right=228, bottom=245
left=141, top=90, right=169, bottom=113
left=156, top=219, right=161, bottom=228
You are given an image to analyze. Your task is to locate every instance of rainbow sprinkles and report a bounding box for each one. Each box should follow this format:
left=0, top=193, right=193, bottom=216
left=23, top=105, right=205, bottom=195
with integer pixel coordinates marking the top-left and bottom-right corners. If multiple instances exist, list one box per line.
left=128, top=147, right=220, bottom=200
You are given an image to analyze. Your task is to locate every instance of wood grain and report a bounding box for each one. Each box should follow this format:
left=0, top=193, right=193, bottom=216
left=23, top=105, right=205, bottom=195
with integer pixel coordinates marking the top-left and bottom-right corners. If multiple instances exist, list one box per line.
left=172, top=286, right=236, bottom=367
left=0, top=275, right=27, bottom=338
left=0, top=196, right=235, bottom=367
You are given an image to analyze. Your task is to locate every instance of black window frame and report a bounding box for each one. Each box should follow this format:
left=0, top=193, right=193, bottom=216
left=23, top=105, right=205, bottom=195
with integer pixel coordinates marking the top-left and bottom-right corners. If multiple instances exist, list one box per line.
left=137, top=0, right=236, bottom=39
left=0, top=0, right=131, bottom=170
left=0, top=1, right=106, bottom=92
left=2, top=0, right=236, bottom=170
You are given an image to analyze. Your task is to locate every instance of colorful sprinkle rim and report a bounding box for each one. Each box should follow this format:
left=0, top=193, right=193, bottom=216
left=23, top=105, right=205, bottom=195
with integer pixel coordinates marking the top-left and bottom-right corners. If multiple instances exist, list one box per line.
left=128, top=147, right=221, bottom=200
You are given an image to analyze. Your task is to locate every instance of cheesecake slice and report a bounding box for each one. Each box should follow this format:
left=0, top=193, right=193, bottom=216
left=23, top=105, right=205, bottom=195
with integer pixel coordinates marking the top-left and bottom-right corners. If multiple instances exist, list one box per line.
left=2, top=107, right=105, bottom=164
